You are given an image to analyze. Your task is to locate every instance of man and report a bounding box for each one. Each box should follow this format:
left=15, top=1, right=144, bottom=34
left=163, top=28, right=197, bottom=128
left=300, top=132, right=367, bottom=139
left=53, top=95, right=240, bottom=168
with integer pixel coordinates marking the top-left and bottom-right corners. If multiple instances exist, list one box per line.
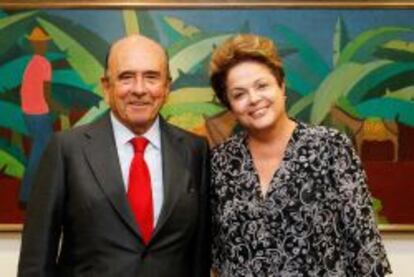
left=19, top=26, right=54, bottom=204
left=18, top=34, right=210, bottom=277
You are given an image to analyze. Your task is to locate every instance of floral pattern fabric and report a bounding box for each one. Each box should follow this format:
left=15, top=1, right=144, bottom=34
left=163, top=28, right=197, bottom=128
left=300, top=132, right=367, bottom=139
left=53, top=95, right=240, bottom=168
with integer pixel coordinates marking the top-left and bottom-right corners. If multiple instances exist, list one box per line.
left=211, top=121, right=391, bottom=277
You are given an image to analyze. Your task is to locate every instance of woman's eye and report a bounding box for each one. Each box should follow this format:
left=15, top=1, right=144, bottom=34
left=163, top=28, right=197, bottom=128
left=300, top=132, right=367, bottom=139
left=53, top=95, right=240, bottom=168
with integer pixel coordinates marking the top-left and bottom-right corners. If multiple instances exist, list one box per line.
left=257, top=83, right=268, bottom=90
left=232, top=92, right=245, bottom=100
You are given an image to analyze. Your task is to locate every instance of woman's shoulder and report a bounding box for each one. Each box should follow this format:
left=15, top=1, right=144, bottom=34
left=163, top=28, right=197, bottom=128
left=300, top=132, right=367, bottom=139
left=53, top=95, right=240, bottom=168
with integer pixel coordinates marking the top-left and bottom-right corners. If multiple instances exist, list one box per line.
left=295, top=120, right=351, bottom=145
left=211, top=132, right=245, bottom=156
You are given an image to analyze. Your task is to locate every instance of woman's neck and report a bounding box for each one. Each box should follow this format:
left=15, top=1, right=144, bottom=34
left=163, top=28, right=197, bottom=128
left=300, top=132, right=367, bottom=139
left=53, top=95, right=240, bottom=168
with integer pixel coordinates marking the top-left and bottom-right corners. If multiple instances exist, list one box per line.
left=247, top=114, right=296, bottom=146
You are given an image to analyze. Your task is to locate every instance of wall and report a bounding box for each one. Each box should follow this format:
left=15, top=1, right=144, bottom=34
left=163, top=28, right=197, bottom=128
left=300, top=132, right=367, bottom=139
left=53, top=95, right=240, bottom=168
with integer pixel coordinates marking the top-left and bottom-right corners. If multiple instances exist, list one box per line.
left=1, top=233, right=413, bottom=276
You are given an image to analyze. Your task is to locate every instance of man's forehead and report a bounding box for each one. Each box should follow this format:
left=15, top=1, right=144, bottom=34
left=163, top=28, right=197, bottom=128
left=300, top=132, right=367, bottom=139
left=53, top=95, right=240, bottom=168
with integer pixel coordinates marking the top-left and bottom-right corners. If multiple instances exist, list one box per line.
left=110, top=35, right=166, bottom=61
left=110, top=53, right=166, bottom=74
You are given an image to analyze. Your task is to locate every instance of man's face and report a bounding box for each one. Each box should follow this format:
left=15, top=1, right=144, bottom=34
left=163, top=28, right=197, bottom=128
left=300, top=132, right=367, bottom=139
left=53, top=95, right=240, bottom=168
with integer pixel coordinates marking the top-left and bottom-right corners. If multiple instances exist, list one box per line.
left=31, top=40, right=48, bottom=55
left=102, top=36, right=170, bottom=134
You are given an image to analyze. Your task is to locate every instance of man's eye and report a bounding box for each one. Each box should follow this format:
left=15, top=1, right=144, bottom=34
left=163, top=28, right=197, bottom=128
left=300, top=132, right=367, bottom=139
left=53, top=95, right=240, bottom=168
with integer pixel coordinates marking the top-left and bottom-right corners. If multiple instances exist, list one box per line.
left=118, top=75, right=134, bottom=84
left=145, top=75, right=160, bottom=82
left=119, top=75, right=133, bottom=80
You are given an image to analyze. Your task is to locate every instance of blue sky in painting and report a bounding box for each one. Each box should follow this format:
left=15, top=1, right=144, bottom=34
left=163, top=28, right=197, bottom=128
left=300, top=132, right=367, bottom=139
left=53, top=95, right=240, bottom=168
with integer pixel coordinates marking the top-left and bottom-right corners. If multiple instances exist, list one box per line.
left=46, top=9, right=414, bottom=65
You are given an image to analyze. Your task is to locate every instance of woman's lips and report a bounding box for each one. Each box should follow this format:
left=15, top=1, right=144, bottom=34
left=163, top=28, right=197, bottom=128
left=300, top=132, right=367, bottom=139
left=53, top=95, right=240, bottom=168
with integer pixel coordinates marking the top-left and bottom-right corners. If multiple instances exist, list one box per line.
left=249, top=106, right=268, bottom=118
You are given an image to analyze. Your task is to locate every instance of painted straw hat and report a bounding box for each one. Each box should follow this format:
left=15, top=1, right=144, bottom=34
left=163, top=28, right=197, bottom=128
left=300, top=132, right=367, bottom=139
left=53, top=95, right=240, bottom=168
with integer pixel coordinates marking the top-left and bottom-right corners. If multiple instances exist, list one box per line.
left=26, top=27, right=51, bottom=41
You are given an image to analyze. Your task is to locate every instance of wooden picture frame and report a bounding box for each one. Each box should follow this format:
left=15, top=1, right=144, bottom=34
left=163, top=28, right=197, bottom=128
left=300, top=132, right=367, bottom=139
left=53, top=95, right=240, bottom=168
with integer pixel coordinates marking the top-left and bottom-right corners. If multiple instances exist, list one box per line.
left=1, top=0, right=414, bottom=9
left=1, top=0, right=414, bottom=232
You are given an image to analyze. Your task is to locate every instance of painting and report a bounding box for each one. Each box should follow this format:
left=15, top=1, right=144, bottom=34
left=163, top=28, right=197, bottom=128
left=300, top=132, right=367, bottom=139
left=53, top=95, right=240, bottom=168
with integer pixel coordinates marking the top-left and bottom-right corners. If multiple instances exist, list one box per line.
left=0, top=1, right=414, bottom=231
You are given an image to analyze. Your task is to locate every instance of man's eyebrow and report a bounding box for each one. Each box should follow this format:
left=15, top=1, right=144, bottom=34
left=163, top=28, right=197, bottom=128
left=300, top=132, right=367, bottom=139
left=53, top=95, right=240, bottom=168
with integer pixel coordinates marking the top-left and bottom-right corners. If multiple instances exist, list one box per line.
left=116, top=70, right=136, bottom=78
left=116, top=70, right=162, bottom=77
left=143, top=70, right=162, bottom=76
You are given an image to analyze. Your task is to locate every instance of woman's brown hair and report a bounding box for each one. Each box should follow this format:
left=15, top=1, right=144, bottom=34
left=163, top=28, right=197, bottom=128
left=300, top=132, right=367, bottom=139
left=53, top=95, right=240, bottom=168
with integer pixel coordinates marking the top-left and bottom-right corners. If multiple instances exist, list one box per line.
left=209, top=34, right=285, bottom=108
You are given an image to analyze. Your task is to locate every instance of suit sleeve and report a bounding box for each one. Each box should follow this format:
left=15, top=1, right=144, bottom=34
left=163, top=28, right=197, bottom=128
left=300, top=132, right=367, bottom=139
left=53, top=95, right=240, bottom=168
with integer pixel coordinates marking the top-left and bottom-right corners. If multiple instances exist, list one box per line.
left=18, top=134, right=66, bottom=277
left=332, top=132, right=391, bottom=276
left=192, top=138, right=211, bottom=277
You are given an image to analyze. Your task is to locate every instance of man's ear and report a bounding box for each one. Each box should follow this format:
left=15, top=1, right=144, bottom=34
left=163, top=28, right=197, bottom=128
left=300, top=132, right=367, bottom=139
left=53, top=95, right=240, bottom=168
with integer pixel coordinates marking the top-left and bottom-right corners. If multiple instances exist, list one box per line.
left=163, top=77, right=171, bottom=96
left=101, top=77, right=111, bottom=104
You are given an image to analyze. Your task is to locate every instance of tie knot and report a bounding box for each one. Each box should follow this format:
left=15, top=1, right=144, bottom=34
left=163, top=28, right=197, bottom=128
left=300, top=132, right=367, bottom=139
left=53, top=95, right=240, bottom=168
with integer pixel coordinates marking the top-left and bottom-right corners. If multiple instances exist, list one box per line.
left=131, top=137, right=148, bottom=154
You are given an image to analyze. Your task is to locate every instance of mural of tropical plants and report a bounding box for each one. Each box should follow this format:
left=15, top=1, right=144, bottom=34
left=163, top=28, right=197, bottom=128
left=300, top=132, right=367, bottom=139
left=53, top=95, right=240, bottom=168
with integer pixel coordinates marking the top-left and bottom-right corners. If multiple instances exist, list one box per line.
left=0, top=8, right=413, bottom=226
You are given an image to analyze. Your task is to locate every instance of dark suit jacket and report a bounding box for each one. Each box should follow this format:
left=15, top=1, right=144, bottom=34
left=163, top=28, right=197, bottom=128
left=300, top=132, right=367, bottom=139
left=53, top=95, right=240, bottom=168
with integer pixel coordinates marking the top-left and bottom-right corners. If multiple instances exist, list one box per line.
left=18, top=113, right=210, bottom=277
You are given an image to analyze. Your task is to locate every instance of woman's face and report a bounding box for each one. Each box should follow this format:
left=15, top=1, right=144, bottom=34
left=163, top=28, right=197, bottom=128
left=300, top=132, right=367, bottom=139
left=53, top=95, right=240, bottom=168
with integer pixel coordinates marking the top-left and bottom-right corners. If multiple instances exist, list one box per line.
left=225, top=61, right=286, bottom=132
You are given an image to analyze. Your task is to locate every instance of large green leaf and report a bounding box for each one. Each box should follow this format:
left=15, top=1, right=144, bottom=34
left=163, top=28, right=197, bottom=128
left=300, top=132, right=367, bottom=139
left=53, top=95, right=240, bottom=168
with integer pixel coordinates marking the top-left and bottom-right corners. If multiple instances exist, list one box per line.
left=168, top=33, right=232, bottom=81
left=273, top=24, right=330, bottom=81
left=161, top=102, right=224, bottom=118
left=136, top=11, right=161, bottom=43
left=375, top=40, right=414, bottom=62
left=122, top=9, right=140, bottom=35
left=74, top=101, right=108, bottom=126
left=384, top=86, right=414, bottom=101
left=311, top=59, right=414, bottom=124
left=0, top=149, right=24, bottom=178
left=171, top=69, right=210, bottom=91
left=51, top=84, right=101, bottom=110
left=288, top=93, right=314, bottom=117
left=52, top=69, right=94, bottom=91
left=333, top=16, right=349, bottom=67
left=0, top=87, right=19, bottom=103
left=347, top=61, right=414, bottom=104
left=163, top=16, right=200, bottom=38
left=337, top=26, right=412, bottom=65
left=37, top=17, right=104, bottom=95
left=356, top=98, right=414, bottom=126
left=0, top=56, right=30, bottom=92
left=158, top=16, right=187, bottom=46
left=166, top=113, right=204, bottom=130
left=0, top=11, right=37, bottom=57
left=284, top=67, right=317, bottom=96
left=39, top=13, right=109, bottom=65
left=0, top=137, right=26, bottom=164
left=336, top=96, right=360, bottom=118
left=166, top=87, right=215, bottom=105
left=0, top=10, right=36, bottom=31
left=0, top=101, right=27, bottom=135
left=310, top=62, right=369, bottom=124
left=0, top=52, right=66, bottom=92
left=171, top=40, right=295, bottom=91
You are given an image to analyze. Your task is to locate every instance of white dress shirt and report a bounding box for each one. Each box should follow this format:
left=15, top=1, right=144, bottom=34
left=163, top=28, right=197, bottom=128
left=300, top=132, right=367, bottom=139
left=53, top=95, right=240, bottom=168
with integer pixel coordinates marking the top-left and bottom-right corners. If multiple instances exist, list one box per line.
left=110, top=113, right=164, bottom=227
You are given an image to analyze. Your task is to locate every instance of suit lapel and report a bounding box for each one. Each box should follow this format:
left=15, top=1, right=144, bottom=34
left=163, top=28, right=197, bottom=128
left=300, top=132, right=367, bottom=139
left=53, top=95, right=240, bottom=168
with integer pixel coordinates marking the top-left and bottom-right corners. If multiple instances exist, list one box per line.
left=151, top=119, right=190, bottom=240
left=82, top=114, right=141, bottom=239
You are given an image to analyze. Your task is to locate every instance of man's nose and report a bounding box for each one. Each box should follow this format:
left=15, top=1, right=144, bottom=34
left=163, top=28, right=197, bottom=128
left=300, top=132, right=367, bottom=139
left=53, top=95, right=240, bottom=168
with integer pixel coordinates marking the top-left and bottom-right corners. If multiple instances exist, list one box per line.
left=132, top=76, right=147, bottom=94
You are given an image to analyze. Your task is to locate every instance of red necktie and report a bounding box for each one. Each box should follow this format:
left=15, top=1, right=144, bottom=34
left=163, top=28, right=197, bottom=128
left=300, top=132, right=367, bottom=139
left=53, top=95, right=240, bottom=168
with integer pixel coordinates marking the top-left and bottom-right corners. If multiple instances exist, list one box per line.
left=128, top=137, right=153, bottom=244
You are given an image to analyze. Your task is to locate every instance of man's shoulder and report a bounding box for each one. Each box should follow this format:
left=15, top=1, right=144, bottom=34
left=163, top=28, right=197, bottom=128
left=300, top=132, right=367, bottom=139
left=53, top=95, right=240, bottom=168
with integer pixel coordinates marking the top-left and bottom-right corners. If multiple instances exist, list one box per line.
left=54, top=114, right=109, bottom=142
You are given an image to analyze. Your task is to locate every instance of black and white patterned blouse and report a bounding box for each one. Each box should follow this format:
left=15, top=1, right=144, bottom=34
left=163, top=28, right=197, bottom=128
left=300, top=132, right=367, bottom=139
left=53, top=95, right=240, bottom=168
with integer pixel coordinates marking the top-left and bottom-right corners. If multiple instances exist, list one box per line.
left=211, top=121, right=391, bottom=277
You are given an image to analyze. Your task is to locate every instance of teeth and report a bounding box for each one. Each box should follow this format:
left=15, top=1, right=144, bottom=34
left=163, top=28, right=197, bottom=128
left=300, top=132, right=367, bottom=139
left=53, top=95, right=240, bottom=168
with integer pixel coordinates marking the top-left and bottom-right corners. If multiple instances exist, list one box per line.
left=252, top=107, right=266, bottom=117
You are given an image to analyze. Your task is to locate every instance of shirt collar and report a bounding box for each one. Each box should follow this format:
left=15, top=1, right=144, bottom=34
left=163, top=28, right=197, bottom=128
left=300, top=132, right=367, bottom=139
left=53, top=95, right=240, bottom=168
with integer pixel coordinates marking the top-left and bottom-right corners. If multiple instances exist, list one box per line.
left=110, top=112, right=161, bottom=150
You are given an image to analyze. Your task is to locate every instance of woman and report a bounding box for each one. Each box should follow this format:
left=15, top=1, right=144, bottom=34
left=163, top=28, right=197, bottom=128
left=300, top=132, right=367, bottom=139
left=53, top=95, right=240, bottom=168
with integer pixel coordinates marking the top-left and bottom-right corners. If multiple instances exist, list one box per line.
left=209, top=34, right=391, bottom=276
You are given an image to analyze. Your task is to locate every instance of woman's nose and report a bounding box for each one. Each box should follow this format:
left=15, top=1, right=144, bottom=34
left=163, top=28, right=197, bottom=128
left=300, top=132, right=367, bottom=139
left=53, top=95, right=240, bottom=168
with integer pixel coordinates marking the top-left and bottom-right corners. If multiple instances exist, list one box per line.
left=248, top=90, right=261, bottom=104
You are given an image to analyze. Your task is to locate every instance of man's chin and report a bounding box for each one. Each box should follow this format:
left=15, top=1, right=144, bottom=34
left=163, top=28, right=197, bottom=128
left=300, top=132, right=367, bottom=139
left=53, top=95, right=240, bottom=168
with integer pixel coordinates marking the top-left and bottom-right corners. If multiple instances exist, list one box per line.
left=123, top=116, right=157, bottom=133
